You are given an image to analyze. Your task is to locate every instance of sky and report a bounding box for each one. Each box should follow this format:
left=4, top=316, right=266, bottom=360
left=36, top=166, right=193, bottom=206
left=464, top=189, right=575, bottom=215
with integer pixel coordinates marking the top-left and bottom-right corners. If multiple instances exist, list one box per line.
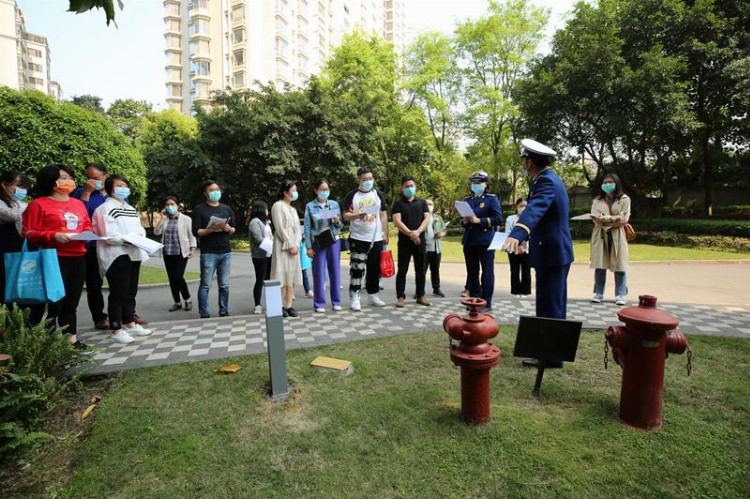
left=16, top=0, right=578, bottom=109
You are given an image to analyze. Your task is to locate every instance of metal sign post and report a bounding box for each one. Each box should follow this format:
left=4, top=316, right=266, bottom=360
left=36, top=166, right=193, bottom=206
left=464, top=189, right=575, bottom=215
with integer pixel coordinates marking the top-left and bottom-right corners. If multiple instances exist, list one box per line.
left=263, top=280, right=289, bottom=400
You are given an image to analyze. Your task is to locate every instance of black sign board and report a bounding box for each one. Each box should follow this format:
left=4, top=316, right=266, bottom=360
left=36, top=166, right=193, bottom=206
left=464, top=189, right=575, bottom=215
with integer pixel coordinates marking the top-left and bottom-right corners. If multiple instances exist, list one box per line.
left=513, top=315, right=583, bottom=396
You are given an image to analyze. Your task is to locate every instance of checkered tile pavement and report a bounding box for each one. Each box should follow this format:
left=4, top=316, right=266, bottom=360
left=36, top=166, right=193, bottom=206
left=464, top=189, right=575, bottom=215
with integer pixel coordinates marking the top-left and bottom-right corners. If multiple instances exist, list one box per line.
left=78, top=297, right=750, bottom=375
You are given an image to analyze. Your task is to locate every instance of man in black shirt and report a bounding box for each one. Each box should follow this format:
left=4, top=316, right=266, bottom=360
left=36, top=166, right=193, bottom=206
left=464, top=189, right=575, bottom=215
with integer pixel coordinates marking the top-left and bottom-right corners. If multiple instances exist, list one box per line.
left=392, top=176, right=430, bottom=307
left=192, top=180, right=236, bottom=318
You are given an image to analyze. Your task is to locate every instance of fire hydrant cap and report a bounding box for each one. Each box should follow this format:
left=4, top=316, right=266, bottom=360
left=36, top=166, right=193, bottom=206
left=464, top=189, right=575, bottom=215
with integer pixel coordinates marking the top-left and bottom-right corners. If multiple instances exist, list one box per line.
left=617, top=295, right=679, bottom=330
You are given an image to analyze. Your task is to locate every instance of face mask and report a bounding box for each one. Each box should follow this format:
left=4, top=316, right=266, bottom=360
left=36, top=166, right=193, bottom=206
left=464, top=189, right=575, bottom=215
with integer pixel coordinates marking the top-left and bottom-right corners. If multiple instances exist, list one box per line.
left=290, top=191, right=299, bottom=202
left=114, top=187, right=131, bottom=200
left=428, top=206, right=434, bottom=213
left=94, top=181, right=104, bottom=191
left=55, top=179, right=76, bottom=194
left=517, top=206, right=525, bottom=215
left=471, top=183, right=485, bottom=195
left=12, top=188, right=27, bottom=201
left=362, top=180, right=374, bottom=192
left=165, top=205, right=178, bottom=216
left=318, top=190, right=330, bottom=200
left=601, top=183, right=616, bottom=194
left=208, top=191, right=222, bottom=202
left=403, top=186, right=416, bottom=198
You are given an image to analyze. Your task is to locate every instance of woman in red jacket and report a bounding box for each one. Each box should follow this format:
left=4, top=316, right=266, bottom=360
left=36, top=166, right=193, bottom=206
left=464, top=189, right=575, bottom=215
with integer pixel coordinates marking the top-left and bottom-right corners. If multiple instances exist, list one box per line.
left=22, top=163, right=92, bottom=349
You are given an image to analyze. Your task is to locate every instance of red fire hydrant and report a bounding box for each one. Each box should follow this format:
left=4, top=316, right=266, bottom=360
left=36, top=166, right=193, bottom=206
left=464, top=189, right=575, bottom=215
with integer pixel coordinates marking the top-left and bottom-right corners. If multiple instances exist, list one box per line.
left=443, top=297, right=501, bottom=425
left=605, top=295, right=690, bottom=430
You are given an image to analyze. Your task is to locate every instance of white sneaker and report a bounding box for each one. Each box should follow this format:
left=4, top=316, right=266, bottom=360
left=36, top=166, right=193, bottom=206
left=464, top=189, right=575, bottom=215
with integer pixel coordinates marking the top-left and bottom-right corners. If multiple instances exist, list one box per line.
left=125, top=324, right=152, bottom=336
left=615, top=296, right=627, bottom=306
left=253, top=305, right=262, bottom=315
left=112, top=330, right=134, bottom=344
left=591, top=294, right=603, bottom=303
left=332, top=305, right=342, bottom=311
left=350, top=292, right=361, bottom=311
left=305, top=291, right=314, bottom=298
left=315, top=307, right=325, bottom=313
left=368, top=293, right=386, bottom=307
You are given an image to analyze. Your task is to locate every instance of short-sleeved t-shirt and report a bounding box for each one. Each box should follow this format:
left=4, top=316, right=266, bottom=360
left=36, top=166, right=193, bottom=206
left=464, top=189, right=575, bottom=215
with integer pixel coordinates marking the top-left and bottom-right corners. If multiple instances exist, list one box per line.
left=392, top=197, right=429, bottom=242
left=342, top=188, right=387, bottom=242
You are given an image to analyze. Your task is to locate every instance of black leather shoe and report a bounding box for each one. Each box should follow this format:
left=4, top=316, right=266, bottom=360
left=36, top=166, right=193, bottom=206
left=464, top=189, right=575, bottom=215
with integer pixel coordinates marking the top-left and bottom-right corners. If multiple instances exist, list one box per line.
left=287, top=307, right=298, bottom=317
left=219, top=312, right=231, bottom=317
left=282, top=308, right=289, bottom=318
left=184, top=301, right=192, bottom=311
left=433, top=290, right=445, bottom=297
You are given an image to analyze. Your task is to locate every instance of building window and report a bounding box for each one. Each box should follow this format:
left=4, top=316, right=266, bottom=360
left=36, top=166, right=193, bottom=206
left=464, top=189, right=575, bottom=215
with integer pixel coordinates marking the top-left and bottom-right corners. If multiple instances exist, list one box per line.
left=190, top=60, right=211, bottom=76
left=232, top=28, right=245, bottom=44
left=166, top=35, right=181, bottom=48
left=298, top=55, right=309, bottom=72
left=166, top=4, right=179, bottom=16
left=28, top=77, right=44, bottom=85
left=276, top=78, right=288, bottom=90
left=231, top=5, right=245, bottom=21
left=277, top=0, right=288, bottom=17
left=27, top=62, right=43, bottom=72
left=277, top=38, right=289, bottom=57
left=233, top=50, right=245, bottom=66
left=189, top=40, right=210, bottom=55
left=299, top=38, right=309, bottom=54
left=166, top=52, right=181, bottom=65
left=166, top=19, right=180, bottom=31
left=277, top=19, right=289, bottom=37
left=188, top=19, right=209, bottom=36
left=190, top=0, right=208, bottom=11
left=233, top=72, right=245, bottom=87
left=167, top=84, right=183, bottom=97
left=166, top=68, right=181, bottom=80
left=27, top=48, right=42, bottom=58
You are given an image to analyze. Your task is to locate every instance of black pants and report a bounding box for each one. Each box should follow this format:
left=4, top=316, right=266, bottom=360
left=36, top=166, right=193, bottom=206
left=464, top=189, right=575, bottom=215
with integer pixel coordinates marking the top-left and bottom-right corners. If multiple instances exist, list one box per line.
left=349, top=238, right=383, bottom=294
left=396, top=239, right=426, bottom=299
left=424, top=251, right=442, bottom=293
left=35, top=255, right=86, bottom=335
left=85, top=246, right=107, bottom=322
left=164, top=254, right=191, bottom=303
left=106, top=255, right=141, bottom=331
left=508, top=252, right=531, bottom=295
left=252, top=256, right=272, bottom=306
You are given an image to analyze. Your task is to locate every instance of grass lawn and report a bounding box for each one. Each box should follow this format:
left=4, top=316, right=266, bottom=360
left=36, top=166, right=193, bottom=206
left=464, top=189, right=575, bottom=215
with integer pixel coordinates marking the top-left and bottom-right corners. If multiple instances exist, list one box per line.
left=124, top=266, right=200, bottom=286
left=14, top=329, right=748, bottom=497
left=437, top=235, right=750, bottom=263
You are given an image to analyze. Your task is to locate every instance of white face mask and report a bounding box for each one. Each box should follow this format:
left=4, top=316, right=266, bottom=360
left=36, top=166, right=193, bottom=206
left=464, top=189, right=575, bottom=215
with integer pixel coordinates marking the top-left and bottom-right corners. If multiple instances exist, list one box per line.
left=517, top=206, right=525, bottom=215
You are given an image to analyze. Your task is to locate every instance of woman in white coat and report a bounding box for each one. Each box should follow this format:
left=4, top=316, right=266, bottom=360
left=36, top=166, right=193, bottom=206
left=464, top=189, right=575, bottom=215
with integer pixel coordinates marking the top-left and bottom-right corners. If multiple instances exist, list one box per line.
left=270, top=180, right=302, bottom=318
left=154, top=196, right=197, bottom=312
left=93, top=175, right=151, bottom=344
left=590, top=173, right=631, bottom=306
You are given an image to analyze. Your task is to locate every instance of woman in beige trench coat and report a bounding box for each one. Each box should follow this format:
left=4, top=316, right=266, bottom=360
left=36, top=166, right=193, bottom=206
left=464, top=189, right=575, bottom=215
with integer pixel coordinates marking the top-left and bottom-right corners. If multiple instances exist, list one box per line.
left=590, top=173, right=630, bottom=305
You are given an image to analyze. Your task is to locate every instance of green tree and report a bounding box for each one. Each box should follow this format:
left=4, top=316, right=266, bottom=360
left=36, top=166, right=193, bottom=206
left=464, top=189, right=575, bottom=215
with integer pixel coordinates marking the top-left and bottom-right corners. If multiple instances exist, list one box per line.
left=68, top=0, right=123, bottom=26
left=106, top=99, right=153, bottom=145
left=455, top=0, right=548, bottom=203
left=70, top=94, right=105, bottom=114
left=139, top=109, right=211, bottom=218
left=0, top=88, right=146, bottom=200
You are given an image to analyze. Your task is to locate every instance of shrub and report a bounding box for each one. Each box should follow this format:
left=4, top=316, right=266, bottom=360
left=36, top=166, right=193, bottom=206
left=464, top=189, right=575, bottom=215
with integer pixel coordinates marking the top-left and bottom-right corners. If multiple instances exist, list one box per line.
left=633, top=218, right=750, bottom=237
left=0, top=305, right=89, bottom=457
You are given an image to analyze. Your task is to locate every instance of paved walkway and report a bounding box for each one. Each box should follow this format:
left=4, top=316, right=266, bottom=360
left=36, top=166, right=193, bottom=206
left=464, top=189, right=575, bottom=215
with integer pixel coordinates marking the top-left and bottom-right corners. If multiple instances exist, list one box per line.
left=74, top=252, right=750, bottom=375
left=79, top=295, right=750, bottom=375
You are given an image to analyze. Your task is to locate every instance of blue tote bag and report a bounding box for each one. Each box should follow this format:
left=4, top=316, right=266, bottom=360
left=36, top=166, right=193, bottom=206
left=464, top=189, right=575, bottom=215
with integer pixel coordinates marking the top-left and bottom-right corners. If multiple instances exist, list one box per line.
left=299, top=241, right=312, bottom=271
left=4, top=240, right=65, bottom=305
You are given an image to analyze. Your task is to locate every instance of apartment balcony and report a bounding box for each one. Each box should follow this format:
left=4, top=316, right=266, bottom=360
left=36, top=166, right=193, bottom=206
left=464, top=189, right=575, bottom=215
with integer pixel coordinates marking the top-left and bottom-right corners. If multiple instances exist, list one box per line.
left=189, top=31, right=210, bottom=41
left=191, top=74, right=212, bottom=84
left=190, top=52, right=212, bottom=62
left=190, top=8, right=210, bottom=20
left=165, top=60, right=182, bottom=70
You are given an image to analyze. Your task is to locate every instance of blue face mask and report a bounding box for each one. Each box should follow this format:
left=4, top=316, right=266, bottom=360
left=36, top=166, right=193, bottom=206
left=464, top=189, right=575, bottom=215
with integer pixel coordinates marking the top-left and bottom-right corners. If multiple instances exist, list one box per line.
left=362, top=180, right=374, bottom=192
left=318, top=190, right=330, bottom=200
left=95, top=181, right=104, bottom=191
left=165, top=205, right=178, bottom=216
left=12, top=188, right=27, bottom=201
left=601, top=183, right=616, bottom=194
left=290, top=191, right=299, bottom=202
left=471, top=183, right=485, bottom=195
left=114, top=187, right=131, bottom=200
left=208, top=191, right=222, bottom=202
left=403, top=186, right=416, bottom=198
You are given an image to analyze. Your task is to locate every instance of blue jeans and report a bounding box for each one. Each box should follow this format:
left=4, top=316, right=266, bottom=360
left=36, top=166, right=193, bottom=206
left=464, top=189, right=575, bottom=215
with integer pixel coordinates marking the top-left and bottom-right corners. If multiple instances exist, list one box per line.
left=594, top=268, right=627, bottom=297
left=198, top=252, right=232, bottom=317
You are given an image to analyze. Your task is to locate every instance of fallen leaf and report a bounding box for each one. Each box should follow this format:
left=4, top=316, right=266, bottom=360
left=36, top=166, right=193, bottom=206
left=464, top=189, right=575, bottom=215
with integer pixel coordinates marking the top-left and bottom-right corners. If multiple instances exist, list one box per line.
left=78, top=404, right=96, bottom=421
left=217, top=364, right=241, bottom=374
left=90, top=394, right=102, bottom=404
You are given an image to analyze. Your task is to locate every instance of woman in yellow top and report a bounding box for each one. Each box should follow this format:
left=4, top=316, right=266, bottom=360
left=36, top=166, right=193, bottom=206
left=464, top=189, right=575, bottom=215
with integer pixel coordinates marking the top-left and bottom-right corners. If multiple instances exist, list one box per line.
left=590, top=173, right=630, bottom=305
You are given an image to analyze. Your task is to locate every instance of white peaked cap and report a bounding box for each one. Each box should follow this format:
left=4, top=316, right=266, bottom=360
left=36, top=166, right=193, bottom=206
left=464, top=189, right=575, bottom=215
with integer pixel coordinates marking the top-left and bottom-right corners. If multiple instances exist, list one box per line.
left=520, top=138, right=557, bottom=158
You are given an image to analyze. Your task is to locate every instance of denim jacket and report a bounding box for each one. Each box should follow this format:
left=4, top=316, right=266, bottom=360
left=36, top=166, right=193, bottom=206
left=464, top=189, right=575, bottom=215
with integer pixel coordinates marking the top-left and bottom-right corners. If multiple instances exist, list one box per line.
left=304, top=199, right=344, bottom=246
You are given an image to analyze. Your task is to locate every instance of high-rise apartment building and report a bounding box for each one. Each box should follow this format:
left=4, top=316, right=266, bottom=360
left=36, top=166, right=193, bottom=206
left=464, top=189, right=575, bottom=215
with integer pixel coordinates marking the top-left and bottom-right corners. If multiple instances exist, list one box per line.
left=164, top=0, right=405, bottom=114
left=0, top=0, right=62, bottom=98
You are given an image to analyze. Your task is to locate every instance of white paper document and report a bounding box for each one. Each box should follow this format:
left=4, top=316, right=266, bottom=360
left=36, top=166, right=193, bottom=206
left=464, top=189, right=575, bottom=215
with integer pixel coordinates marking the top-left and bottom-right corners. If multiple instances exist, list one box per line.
left=70, top=231, right=109, bottom=241
left=488, top=231, right=508, bottom=250
left=454, top=200, right=476, bottom=218
left=321, top=207, right=340, bottom=219
left=259, top=238, right=274, bottom=257
left=122, top=234, right=163, bottom=254
left=362, top=205, right=380, bottom=215
left=208, top=216, right=229, bottom=227
left=570, top=213, right=594, bottom=221
left=264, top=282, right=283, bottom=318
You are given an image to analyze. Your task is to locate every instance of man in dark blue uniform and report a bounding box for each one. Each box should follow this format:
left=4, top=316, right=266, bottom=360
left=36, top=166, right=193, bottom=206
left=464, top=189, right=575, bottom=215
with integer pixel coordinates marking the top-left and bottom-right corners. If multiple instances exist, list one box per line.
left=503, top=139, right=574, bottom=368
left=461, top=171, right=503, bottom=311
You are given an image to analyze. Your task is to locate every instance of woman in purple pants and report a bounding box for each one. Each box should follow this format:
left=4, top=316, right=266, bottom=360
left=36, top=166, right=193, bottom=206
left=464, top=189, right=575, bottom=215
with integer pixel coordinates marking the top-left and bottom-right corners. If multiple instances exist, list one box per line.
left=304, top=179, right=344, bottom=313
